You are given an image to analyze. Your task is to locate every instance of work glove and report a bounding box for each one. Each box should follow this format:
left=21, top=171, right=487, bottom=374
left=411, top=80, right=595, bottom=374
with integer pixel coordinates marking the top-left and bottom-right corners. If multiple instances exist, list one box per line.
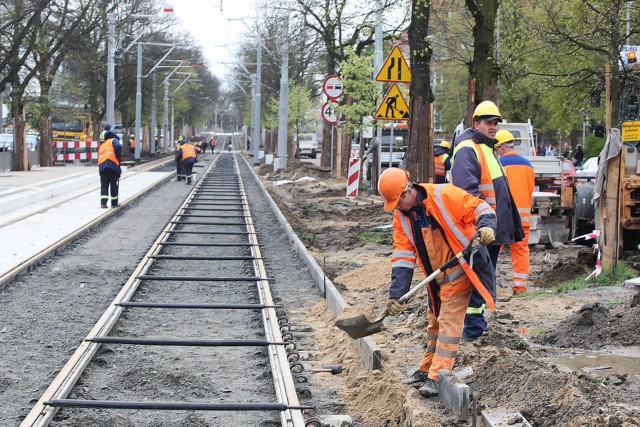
left=386, top=299, right=405, bottom=316
left=477, top=227, right=495, bottom=246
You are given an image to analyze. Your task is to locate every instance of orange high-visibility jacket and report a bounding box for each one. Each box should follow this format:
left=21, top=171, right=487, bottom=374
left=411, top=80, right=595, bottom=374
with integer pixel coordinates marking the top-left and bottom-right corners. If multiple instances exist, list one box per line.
left=180, top=143, right=197, bottom=160
left=390, top=183, right=497, bottom=311
left=499, top=152, right=534, bottom=227
left=98, top=139, right=120, bottom=165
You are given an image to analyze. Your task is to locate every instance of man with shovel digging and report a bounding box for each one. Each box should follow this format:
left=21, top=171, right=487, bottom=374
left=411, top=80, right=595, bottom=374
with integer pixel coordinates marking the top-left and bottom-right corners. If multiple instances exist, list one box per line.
left=378, top=167, right=497, bottom=397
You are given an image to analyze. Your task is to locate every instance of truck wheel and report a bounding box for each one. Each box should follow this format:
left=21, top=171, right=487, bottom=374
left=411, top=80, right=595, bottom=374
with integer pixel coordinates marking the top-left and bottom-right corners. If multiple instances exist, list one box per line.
left=574, top=184, right=595, bottom=220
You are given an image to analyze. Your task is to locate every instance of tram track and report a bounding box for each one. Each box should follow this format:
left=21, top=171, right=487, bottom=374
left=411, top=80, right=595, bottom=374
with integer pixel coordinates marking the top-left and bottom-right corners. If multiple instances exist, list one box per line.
left=21, top=153, right=313, bottom=426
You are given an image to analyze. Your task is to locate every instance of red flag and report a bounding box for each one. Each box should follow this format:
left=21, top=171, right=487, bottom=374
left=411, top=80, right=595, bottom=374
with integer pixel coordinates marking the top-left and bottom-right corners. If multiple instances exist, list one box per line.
left=163, top=4, right=174, bottom=13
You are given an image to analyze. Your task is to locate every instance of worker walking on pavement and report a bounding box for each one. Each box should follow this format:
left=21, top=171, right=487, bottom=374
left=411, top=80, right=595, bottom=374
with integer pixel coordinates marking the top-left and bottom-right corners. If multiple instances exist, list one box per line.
left=495, top=130, right=534, bottom=295
left=378, top=167, right=497, bottom=397
left=98, top=128, right=122, bottom=208
left=434, top=141, right=451, bottom=184
left=176, top=137, right=198, bottom=184
left=451, top=100, right=525, bottom=341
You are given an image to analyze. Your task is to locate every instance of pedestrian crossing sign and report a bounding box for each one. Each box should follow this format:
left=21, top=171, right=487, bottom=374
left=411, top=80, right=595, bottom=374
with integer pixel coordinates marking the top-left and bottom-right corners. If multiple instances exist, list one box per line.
left=374, top=84, right=410, bottom=121
left=376, top=46, right=412, bottom=83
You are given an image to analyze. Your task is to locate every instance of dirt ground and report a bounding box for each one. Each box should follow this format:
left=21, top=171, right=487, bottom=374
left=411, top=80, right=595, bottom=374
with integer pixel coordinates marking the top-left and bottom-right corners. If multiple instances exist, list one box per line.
left=257, top=159, right=640, bottom=426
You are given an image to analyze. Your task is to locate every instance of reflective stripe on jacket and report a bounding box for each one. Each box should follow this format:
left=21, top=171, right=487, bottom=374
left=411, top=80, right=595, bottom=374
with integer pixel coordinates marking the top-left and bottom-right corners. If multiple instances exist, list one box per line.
left=450, top=128, right=525, bottom=245
left=499, top=152, right=534, bottom=227
left=390, top=183, right=497, bottom=311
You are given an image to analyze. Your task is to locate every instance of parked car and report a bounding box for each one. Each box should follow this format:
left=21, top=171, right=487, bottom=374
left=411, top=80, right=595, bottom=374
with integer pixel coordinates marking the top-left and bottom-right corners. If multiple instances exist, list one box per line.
left=295, top=133, right=318, bottom=159
left=576, top=156, right=599, bottom=180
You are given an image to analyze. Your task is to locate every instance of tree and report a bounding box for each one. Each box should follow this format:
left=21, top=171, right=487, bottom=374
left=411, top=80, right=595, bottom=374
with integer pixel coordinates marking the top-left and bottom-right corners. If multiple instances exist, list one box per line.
left=405, top=0, right=434, bottom=182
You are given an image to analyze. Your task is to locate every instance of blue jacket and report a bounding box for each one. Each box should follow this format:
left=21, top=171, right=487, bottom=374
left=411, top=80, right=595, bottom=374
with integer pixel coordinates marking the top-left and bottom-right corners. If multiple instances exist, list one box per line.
left=451, top=128, right=524, bottom=245
left=98, top=131, right=122, bottom=174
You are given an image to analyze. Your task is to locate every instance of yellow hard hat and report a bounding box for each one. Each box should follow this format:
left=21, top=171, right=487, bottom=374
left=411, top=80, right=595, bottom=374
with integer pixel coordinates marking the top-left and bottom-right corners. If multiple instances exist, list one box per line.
left=473, top=100, right=502, bottom=122
left=439, top=141, right=451, bottom=149
left=178, top=136, right=183, bottom=141
left=378, top=167, right=410, bottom=211
left=495, top=129, right=515, bottom=147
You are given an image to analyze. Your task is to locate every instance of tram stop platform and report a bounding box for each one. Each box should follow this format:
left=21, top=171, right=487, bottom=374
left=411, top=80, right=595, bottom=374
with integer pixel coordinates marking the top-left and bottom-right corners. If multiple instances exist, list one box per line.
left=0, top=158, right=175, bottom=288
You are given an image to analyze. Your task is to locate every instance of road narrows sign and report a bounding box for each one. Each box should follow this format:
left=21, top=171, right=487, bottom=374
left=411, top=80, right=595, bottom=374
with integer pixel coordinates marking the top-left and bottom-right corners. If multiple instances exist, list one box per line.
left=374, top=84, right=410, bottom=121
left=323, top=75, right=344, bottom=100
left=375, top=46, right=412, bottom=83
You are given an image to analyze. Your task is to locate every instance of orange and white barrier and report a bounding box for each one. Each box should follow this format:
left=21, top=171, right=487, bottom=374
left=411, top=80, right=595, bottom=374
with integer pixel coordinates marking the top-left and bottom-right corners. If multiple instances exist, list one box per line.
left=346, top=157, right=360, bottom=198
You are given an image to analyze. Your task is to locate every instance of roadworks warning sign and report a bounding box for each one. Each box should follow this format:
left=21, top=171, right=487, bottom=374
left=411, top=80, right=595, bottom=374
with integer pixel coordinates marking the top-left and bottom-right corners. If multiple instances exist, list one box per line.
left=374, top=84, right=410, bottom=121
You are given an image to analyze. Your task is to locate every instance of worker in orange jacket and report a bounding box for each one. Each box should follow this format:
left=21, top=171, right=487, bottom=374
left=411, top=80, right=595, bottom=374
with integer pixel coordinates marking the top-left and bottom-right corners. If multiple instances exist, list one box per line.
left=176, top=137, right=198, bottom=184
left=434, top=141, right=451, bottom=183
left=378, top=167, right=497, bottom=397
left=495, top=130, right=534, bottom=295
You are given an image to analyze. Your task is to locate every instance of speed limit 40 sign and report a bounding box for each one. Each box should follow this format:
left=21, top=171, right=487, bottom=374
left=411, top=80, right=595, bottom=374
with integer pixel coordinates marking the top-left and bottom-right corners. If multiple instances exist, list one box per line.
left=321, top=101, right=339, bottom=125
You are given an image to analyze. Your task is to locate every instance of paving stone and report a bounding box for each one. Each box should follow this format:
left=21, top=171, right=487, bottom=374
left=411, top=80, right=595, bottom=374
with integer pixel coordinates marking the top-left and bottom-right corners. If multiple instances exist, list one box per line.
left=438, top=369, right=469, bottom=421
left=482, top=410, right=533, bottom=426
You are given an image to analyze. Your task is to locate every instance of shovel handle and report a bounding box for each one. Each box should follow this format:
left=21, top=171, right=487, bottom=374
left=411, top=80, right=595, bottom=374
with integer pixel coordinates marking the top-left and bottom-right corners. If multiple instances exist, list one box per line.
left=397, top=233, right=479, bottom=304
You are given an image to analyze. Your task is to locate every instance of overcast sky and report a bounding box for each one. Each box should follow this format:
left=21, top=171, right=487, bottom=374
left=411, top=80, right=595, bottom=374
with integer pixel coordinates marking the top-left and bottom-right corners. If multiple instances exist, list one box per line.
left=171, top=0, right=257, bottom=84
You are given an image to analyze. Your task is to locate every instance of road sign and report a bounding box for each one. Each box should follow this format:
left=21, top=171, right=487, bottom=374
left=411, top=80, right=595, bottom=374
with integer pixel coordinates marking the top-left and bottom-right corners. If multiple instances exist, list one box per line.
left=622, top=121, right=640, bottom=142
left=374, top=84, right=410, bottom=121
left=323, top=75, right=344, bottom=100
left=321, top=101, right=339, bottom=125
left=375, top=46, right=412, bottom=83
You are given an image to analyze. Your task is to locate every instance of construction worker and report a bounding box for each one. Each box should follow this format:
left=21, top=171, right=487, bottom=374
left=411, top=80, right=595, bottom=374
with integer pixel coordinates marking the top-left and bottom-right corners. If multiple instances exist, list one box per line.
left=378, top=167, right=497, bottom=397
left=434, top=141, right=451, bottom=183
left=176, top=136, right=197, bottom=184
left=99, top=124, right=111, bottom=143
left=129, top=134, right=136, bottom=157
left=174, top=136, right=185, bottom=181
left=495, top=130, right=534, bottom=295
left=451, top=100, right=525, bottom=341
left=210, top=135, right=216, bottom=152
left=98, top=128, right=122, bottom=208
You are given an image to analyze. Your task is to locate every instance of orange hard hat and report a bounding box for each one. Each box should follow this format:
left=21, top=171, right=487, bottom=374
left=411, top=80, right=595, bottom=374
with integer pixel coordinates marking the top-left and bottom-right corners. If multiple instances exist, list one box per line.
left=378, top=167, right=410, bottom=211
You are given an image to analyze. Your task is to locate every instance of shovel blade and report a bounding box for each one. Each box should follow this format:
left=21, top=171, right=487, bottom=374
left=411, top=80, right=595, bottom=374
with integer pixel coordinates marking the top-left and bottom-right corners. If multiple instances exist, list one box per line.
left=334, top=315, right=385, bottom=339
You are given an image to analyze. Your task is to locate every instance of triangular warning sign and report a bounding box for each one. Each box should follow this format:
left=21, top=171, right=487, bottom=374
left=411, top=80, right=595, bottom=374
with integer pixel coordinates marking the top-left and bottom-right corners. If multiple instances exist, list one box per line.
left=375, top=46, right=412, bottom=83
left=374, top=84, right=410, bottom=121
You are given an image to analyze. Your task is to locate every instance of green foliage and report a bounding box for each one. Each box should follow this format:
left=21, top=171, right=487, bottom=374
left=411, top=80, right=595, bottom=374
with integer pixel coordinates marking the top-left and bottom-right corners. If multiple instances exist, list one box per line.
left=263, top=81, right=315, bottom=137
left=554, top=261, right=636, bottom=294
left=583, top=134, right=606, bottom=158
left=358, top=230, right=394, bottom=245
left=337, top=47, right=379, bottom=134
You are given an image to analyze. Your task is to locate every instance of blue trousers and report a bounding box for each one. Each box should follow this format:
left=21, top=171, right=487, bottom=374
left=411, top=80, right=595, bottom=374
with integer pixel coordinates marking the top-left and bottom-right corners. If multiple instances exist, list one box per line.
left=462, top=244, right=499, bottom=340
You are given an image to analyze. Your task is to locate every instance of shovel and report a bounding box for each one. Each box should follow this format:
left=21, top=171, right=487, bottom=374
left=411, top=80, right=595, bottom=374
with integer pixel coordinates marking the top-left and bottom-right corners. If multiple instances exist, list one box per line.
left=334, top=236, right=479, bottom=339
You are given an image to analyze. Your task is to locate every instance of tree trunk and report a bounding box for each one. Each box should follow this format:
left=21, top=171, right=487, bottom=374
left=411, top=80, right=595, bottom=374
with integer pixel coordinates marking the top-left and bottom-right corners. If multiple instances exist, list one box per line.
left=466, top=0, right=499, bottom=106
left=39, top=80, right=54, bottom=166
left=10, top=90, right=28, bottom=171
left=406, top=0, right=434, bottom=183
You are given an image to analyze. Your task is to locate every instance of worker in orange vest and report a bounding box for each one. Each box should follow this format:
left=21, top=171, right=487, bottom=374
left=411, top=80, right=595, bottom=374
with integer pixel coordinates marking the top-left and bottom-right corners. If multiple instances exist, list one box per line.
left=129, top=134, right=136, bottom=157
left=176, top=137, right=198, bottom=184
left=378, top=167, right=496, bottom=397
left=495, top=130, right=534, bottom=295
left=434, top=141, right=451, bottom=183
left=98, top=130, right=122, bottom=208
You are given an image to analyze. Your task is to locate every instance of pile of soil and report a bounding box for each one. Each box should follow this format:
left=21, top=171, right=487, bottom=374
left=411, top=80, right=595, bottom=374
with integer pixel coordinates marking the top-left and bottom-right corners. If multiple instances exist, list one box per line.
left=533, top=247, right=595, bottom=288
left=534, top=297, right=640, bottom=349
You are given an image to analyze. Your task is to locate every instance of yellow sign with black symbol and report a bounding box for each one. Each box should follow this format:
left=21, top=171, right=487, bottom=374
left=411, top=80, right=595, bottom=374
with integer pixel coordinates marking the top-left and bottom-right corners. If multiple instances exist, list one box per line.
left=374, top=84, right=410, bottom=121
left=375, top=46, right=412, bottom=83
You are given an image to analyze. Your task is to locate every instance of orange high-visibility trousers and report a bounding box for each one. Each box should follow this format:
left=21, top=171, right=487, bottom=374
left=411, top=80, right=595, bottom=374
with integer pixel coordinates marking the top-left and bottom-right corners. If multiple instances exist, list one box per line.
left=509, top=226, right=530, bottom=293
left=417, top=278, right=473, bottom=381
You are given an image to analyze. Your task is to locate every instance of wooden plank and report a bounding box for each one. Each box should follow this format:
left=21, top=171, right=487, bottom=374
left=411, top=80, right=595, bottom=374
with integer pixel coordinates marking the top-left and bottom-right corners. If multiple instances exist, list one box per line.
left=602, top=150, right=622, bottom=269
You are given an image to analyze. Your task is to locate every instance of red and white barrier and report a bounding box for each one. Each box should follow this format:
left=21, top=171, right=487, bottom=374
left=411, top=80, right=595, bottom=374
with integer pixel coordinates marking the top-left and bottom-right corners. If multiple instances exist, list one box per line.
left=55, top=152, right=99, bottom=161
left=346, top=157, right=360, bottom=198
left=54, top=141, right=98, bottom=149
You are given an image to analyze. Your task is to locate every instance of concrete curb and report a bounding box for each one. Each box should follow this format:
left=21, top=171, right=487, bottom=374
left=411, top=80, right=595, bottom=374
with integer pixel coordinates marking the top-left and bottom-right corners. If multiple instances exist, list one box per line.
left=242, top=156, right=382, bottom=371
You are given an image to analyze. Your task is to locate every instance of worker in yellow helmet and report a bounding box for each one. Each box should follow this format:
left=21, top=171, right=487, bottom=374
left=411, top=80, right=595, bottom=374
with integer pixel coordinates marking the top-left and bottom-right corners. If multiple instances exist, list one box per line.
left=434, top=141, right=451, bottom=183
left=450, top=100, right=525, bottom=341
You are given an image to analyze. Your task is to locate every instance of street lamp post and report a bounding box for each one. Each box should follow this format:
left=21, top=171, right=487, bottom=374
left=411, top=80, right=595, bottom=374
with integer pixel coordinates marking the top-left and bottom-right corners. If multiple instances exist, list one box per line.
left=252, top=45, right=262, bottom=165
left=106, top=16, right=116, bottom=126
left=275, top=13, right=289, bottom=171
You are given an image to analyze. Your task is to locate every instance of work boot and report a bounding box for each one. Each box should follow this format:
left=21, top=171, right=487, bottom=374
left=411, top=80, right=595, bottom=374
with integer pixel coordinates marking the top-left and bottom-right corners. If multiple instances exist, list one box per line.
left=402, top=370, right=429, bottom=386
left=186, top=179, right=191, bottom=185
left=418, top=379, right=438, bottom=398
left=101, top=204, right=108, bottom=209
